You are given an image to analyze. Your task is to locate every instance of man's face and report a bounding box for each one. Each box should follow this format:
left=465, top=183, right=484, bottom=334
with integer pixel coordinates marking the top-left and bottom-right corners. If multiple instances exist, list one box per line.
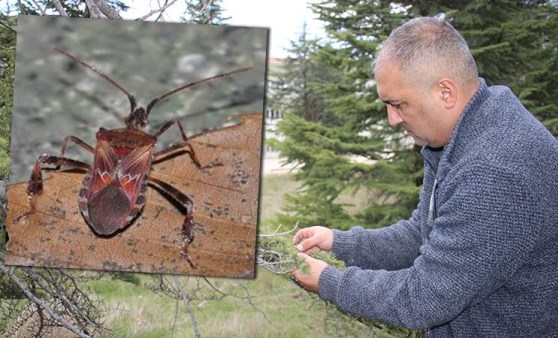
left=375, top=63, right=449, bottom=148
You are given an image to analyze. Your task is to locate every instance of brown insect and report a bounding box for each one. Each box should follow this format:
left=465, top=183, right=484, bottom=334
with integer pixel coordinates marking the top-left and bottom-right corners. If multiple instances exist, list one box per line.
left=16, top=48, right=251, bottom=268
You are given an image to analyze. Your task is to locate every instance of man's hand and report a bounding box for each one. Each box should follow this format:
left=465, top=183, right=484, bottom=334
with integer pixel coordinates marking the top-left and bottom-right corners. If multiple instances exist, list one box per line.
left=292, top=226, right=334, bottom=254
left=291, top=253, right=328, bottom=293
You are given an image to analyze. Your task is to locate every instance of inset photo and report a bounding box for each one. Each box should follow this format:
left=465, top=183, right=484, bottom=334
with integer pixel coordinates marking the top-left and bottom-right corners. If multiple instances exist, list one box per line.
left=5, top=15, right=268, bottom=277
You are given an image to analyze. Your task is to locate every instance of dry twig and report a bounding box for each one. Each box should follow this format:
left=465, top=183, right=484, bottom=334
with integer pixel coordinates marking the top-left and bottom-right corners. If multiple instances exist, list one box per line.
left=0, top=262, right=93, bottom=338
left=52, top=0, right=69, bottom=16
left=138, top=0, right=179, bottom=21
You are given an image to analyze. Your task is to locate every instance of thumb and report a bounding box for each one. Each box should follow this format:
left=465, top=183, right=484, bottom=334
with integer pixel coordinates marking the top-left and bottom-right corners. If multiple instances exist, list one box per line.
left=295, top=237, right=320, bottom=253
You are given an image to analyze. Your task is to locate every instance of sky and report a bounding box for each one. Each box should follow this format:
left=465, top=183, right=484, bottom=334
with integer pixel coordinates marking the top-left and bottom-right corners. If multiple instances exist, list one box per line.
left=0, top=0, right=326, bottom=58
left=121, top=0, right=324, bottom=58
left=221, top=0, right=324, bottom=58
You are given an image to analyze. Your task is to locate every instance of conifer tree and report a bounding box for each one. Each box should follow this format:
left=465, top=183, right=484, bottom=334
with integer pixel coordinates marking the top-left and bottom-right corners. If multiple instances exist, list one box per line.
left=406, top=0, right=558, bottom=135
left=268, top=22, right=334, bottom=122
left=0, top=15, right=14, bottom=179
left=272, top=0, right=558, bottom=230
left=272, top=1, right=421, bottom=230
left=182, top=0, right=230, bottom=24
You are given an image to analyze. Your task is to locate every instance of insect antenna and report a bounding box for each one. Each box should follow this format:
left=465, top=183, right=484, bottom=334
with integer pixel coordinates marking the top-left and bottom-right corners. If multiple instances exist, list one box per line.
left=54, top=47, right=138, bottom=113
left=145, top=67, right=252, bottom=116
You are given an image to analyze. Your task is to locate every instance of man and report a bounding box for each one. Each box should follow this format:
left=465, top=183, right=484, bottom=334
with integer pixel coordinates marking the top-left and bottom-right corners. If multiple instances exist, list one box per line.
left=291, top=17, right=558, bottom=336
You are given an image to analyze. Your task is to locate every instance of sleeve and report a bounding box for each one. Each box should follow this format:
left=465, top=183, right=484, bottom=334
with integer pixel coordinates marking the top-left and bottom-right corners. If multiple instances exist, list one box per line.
left=318, top=164, right=541, bottom=329
left=331, top=207, right=422, bottom=271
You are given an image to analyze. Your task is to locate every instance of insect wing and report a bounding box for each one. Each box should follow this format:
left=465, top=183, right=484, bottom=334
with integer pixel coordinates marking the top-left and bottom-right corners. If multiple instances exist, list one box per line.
left=87, top=138, right=118, bottom=199
left=117, top=145, right=154, bottom=203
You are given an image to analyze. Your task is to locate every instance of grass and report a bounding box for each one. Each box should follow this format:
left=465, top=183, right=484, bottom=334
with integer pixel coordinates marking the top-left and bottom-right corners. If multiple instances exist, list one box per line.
left=91, top=268, right=372, bottom=338
left=258, top=174, right=301, bottom=227
left=2, top=173, right=411, bottom=337
left=84, top=173, right=383, bottom=337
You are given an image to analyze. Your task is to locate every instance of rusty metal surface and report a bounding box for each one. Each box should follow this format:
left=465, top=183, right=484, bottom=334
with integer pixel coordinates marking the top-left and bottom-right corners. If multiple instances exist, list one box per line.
left=5, top=113, right=262, bottom=278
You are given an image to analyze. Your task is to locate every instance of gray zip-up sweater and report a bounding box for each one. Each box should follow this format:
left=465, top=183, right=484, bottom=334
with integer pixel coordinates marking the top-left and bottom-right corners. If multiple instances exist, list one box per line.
left=318, top=79, right=558, bottom=337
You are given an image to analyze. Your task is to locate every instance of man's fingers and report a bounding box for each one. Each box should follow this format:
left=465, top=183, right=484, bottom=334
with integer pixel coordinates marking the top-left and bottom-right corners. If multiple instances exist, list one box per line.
left=291, top=253, right=311, bottom=281
left=292, top=228, right=311, bottom=245
left=295, top=236, right=321, bottom=253
left=291, top=253, right=326, bottom=293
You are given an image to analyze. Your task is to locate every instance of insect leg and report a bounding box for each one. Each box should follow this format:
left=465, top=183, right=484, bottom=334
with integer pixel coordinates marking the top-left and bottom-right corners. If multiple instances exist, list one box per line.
left=16, top=155, right=90, bottom=223
left=152, top=119, right=202, bottom=168
left=58, top=135, right=95, bottom=159
left=147, top=175, right=197, bottom=269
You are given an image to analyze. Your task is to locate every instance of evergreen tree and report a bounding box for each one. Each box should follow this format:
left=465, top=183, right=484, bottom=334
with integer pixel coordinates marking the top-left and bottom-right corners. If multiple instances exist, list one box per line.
left=514, top=1, right=558, bottom=135
left=272, top=1, right=421, bottom=230
left=405, top=0, right=558, bottom=135
left=273, top=0, right=558, bottom=231
left=0, top=15, right=15, bottom=180
left=268, top=22, right=334, bottom=122
left=182, top=0, right=230, bottom=24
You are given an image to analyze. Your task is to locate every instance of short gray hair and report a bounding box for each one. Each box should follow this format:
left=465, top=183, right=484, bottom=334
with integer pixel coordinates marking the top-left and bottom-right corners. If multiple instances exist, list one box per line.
left=373, top=17, right=478, bottom=87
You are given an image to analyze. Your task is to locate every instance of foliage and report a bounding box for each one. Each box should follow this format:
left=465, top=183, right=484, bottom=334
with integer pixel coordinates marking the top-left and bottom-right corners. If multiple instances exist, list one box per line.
left=270, top=1, right=421, bottom=230
left=13, top=0, right=129, bottom=17
left=271, top=0, right=558, bottom=233
left=182, top=0, right=230, bottom=24
left=268, top=22, right=337, bottom=122
left=257, top=226, right=344, bottom=276
left=257, top=228, right=420, bottom=338
left=406, top=0, right=558, bottom=136
left=268, top=2, right=558, bottom=333
left=0, top=15, right=14, bottom=180
left=0, top=266, right=106, bottom=337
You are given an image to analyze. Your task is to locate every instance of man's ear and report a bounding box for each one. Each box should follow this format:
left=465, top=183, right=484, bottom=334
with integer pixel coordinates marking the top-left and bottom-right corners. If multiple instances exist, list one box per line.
left=436, top=79, right=457, bottom=109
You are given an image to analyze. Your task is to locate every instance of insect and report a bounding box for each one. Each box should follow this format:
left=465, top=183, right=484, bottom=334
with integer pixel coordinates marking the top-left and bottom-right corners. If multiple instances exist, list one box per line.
left=16, top=48, right=251, bottom=268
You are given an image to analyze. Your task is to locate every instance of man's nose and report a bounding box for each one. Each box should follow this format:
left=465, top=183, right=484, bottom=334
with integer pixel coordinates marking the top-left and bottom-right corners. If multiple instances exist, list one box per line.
left=387, top=105, right=403, bottom=127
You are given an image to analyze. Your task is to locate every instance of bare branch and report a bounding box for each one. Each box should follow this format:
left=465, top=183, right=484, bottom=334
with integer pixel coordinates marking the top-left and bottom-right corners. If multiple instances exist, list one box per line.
left=173, top=276, right=201, bottom=338
left=183, top=0, right=214, bottom=24
left=257, top=223, right=307, bottom=275
left=16, top=0, right=25, bottom=15
left=258, top=222, right=299, bottom=238
left=29, top=0, right=46, bottom=15
left=138, top=0, right=179, bottom=21
left=51, top=0, right=69, bottom=16
left=0, top=262, right=92, bottom=338
left=0, top=20, right=17, bottom=34
left=236, top=281, right=271, bottom=324
left=21, top=268, right=107, bottom=338
left=200, top=0, right=214, bottom=24
left=83, top=0, right=104, bottom=19
left=91, top=0, right=122, bottom=19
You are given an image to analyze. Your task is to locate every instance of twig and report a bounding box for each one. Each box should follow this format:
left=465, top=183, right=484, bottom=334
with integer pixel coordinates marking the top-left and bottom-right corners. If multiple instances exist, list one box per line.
left=200, top=0, right=214, bottom=24
left=171, top=297, right=179, bottom=338
left=258, top=222, right=299, bottom=238
left=236, top=281, right=271, bottom=324
left=182, top=0, right=214, bottom=24
left=138, top=0, right=179, bottom=21
left=0, top=20, right=17, bottom=34
left=21, top=267, right=106, bottom=338
left=83, top=0, right=104, bottom=18
left=51, top=0, right=69, bottom=16
left=257, top=257, right=297, bottom=275
left=91, top=0, right=122, bottom=19
left=29, top=0, right=46, bottom=15
left=0, top=262, right=92, bottom=338
left=173, top=276, right=201, bottom=338
left=153, top=0, right=169, bottom=22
